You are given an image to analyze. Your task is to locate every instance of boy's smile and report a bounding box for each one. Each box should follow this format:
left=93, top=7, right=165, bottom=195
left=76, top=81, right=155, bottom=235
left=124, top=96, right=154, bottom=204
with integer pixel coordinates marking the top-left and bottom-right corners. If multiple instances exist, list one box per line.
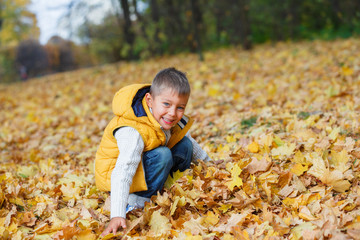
left=145, top=89, right=189, bottom=130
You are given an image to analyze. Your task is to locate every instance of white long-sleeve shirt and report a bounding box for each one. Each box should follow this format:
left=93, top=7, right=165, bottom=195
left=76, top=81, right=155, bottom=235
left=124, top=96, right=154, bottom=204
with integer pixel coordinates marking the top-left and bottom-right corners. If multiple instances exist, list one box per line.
left=110, top=126, right=210, bottom=218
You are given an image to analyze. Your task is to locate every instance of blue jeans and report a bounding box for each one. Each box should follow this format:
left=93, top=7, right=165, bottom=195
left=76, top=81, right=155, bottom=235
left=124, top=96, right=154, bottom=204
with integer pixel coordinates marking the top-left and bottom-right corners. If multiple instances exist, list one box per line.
left=135, top=136, right=193, bottom=198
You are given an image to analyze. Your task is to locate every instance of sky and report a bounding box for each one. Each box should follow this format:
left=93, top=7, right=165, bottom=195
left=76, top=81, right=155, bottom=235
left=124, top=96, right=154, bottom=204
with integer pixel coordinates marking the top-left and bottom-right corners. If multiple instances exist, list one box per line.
left=29, top=0, right=113, bottom=44
left=29, top=0, right=73, bottom=44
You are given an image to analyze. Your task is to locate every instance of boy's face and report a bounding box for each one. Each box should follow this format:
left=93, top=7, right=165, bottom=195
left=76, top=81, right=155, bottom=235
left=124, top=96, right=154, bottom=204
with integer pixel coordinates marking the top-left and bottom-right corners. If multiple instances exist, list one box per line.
left=145, top=89, right=189, bottom=130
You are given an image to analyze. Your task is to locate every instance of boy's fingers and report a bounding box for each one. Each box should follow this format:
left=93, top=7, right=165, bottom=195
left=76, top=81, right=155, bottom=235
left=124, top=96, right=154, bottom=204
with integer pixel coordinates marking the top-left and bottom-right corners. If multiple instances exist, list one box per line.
left=121, top=219, right=127, bottom=229
left=101, top=228, right=109, bottom=237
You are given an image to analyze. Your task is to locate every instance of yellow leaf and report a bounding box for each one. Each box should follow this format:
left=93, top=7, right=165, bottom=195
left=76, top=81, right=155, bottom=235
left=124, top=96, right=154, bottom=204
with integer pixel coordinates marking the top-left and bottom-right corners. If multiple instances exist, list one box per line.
left=60, top=183, right=81, bottom=201
left=212, top=210, right=251, bottom=232
left=57, top=174, right=87, bottom=188
left=247, top=141, right=259, bottom=153
left=258, top=171, right=279, bottom=183
left=226, top=135, right=236, bottom=143
left=193, top=81, right=203, bottom=90
left=170, top=196, right=186, bottom=216
left=290, top=222, right=316, bottom=240
left=273, top=135, right=284, bottom=146
left=164, top=170, right=184, bottom=189
left=328, top=127, right=340, bottom=141
left=223, top=234, right=237, bottom=240
left=101, top=233, right=122, bottom=240
left=342, top=66, right=354, bottom=76
left=186, top=236, right=203, bottom=240
left=233, top=92, right=241, bottom=100
left=290, top=163, right=308, bottom=176
left=307, top=156, right=350, bottom=192
left=182, top=217, right=206, bottom=235
left=203, top=211, right=219, bottom=226
left=208, top=84, right=221, bottom=97
left=271, top=143, right=296, bottom=158
left=155, top=191, right=171, bottom=207
left=217, top=144, right=230, bottom=153
left=330, top=150, right=350, bottom=173
left=225, top=163, right=243, bottom=191
left=292, top=151, right=306, bottom=165
left=205, top=167, right=216, bottom=178
left=218, top=204, right=232, bottom=213
left=83, top=199, right=98, bottom=209
left=18, top=165, right=39, bottom=178
left=298, top=206, right=317, bottom=221
left=149, top=210, right=172, bottom=235
left=76, top=229, right=97, bottom=240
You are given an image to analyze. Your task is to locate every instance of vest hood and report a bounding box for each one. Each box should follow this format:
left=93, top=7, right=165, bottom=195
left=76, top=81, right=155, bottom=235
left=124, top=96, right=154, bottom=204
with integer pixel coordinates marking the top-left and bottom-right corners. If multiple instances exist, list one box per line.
left=112, top=84, right=151, bottom=117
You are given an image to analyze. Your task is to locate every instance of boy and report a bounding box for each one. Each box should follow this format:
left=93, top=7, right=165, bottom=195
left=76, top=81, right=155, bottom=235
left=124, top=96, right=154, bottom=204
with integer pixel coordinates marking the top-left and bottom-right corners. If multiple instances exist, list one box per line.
left=95, top=68, right=210, bottom=236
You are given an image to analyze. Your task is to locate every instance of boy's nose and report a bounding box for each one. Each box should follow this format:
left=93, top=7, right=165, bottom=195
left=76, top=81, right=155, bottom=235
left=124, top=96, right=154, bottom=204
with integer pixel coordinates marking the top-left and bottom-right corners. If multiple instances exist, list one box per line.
left=168, top=107, right=176, bottom=116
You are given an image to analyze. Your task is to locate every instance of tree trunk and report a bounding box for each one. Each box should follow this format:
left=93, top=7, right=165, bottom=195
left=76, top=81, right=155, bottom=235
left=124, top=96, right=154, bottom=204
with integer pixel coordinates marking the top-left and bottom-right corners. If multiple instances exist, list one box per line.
left=213, top=3, right=225, bottom=43
left=150, top=0, right=161, bottom=55
left=190, top=0, right=204, bottom=61
left=164, top=0, right=185, bottom=52
left=288, top=0, right=300, bottom=39
left=132, top=0, right=149, bottom=43
left=119, top=0, right=135, bottom=59
left=330, top=0, right=341, bottom=30
left=0, top=2, right=3, bottom=32
left=238, top=0, right=252, bottom=50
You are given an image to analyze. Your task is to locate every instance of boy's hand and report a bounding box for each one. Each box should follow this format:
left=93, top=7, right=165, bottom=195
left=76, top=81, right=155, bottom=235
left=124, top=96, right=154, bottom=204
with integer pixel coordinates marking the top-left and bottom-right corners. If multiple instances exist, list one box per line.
left=101, top=217, right=127, bottom=237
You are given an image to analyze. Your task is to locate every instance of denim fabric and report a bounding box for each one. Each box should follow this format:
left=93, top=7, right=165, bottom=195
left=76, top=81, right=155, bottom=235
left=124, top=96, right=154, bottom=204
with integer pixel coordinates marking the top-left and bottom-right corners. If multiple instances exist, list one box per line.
left=135, top=136, right=193, bottom=198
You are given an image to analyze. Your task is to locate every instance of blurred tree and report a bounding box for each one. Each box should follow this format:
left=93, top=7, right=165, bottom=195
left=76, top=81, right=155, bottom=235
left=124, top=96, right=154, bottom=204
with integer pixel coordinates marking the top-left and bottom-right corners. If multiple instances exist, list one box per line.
left=0, top=0, right=39, bottom=82
left=0, top=46, right=16, bottom=82
left=15, top=39, right=49, bottom=78
left=45, top=36, right=76, bottom=72
left=238, top=0, right=252, bottom=50
left=119, top=0, right=135, bottom=59
left=0, top=0, right=39, bottom=46
left=77, top=13, right=123, bottom=63
left=49, top=0, right=360, bottom=69
left=163, top=0, right=187, bottom=53
left=149, top=0, right=161, bottom=55
left=189, top=0, right=204, bottom=60
left=0, top=3, right=3, bottom=31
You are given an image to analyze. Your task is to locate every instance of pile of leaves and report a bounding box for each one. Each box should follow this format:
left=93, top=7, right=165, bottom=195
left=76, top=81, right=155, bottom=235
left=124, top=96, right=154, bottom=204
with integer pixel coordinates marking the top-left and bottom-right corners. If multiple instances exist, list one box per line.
left=0, top=38, right=360, bottom=239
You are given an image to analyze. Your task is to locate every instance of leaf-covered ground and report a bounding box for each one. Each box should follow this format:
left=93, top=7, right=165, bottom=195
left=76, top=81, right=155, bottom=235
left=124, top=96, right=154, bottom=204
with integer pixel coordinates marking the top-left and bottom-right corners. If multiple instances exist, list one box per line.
left=1, top=39, right=360, bottom=239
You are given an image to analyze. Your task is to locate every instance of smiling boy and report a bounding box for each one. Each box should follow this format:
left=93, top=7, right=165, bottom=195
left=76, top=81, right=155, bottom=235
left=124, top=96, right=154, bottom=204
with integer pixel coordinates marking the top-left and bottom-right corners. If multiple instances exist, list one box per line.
left=95, top=68, right=210, bottom=236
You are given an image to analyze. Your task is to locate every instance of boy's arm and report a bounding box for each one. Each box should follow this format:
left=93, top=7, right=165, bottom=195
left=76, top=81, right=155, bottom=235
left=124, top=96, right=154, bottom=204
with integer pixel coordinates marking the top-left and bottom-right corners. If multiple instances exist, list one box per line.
left=111, top=127, right=144, bottom=219
left=185, top=132, right=211, bottom=162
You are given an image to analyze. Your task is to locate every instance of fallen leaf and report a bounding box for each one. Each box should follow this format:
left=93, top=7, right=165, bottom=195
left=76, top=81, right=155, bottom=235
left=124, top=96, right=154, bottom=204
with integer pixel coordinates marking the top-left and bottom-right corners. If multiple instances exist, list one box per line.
left=149, top=210, right=171, bottom=235
left=245, top=157, right=272, bottom=174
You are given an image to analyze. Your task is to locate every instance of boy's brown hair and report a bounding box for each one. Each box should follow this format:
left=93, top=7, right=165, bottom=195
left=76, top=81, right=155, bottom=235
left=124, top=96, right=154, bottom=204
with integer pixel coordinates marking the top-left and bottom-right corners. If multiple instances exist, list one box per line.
left=150, top=67, right=190, bottom=97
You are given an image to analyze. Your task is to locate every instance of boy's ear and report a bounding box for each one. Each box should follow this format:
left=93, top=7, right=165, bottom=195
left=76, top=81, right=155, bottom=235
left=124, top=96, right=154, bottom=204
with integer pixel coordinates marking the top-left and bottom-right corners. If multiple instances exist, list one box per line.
left=145, top=93, right=153, bottom=108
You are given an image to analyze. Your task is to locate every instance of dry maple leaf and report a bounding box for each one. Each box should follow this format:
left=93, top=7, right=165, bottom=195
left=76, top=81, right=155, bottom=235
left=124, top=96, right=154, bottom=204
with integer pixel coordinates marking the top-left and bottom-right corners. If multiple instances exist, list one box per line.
left=149, top=210, right=172, bottom=236
left=307, top=155, right=351, bottom=192
left=211, top=209, right=251, bottom=233
left=244, top=156, right=272, bottom=174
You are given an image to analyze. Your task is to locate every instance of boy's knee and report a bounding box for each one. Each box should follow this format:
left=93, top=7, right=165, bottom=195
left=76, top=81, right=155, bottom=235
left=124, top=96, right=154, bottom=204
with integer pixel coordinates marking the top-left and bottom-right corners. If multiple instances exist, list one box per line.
left=182, top=137, right=193, bottom=153
left=152, top=147, right=173, bottom=168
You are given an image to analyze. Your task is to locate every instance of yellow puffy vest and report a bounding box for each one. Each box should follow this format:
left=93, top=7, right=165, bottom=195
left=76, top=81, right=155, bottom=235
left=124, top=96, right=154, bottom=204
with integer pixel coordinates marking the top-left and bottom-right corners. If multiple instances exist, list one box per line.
left=95, top=84, right=193, bottom=193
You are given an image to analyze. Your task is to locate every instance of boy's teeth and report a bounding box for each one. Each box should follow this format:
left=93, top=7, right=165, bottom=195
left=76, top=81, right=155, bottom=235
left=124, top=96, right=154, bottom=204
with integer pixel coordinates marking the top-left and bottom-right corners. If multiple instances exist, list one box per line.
left=163, top=118, right=172, bottom=123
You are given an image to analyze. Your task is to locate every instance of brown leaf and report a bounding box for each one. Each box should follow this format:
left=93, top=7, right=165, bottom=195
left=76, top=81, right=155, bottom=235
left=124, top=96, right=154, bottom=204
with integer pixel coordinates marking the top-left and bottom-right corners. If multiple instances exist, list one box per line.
left=244, top=157, right=272, bottom=174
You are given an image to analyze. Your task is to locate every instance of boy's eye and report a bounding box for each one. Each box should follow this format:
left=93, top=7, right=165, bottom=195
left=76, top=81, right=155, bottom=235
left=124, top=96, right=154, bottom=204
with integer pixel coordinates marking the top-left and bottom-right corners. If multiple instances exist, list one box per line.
left=163, top=102, right=170, bottom=106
